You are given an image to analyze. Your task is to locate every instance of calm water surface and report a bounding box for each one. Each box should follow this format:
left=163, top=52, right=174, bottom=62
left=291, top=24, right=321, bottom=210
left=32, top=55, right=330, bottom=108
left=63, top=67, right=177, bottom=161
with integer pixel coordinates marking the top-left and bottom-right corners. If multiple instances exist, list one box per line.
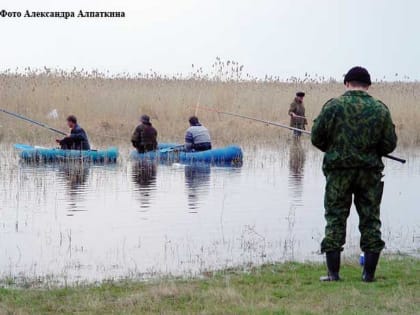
left=0, top=142, right=418, bottom=283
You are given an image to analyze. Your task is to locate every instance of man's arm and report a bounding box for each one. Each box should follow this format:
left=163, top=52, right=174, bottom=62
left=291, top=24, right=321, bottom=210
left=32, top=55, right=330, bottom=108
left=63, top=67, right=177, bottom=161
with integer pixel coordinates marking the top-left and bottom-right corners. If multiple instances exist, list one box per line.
left=68, top=128, right=85, bottom=141
left=378, top=109, right=397, bottom=155
left=311, top=100, right=335, bottom=152
left=131, top=125, right=143, bottom=147
left=288, top=103, right=296, bottom=116
left=185, top=129, right=194, bottom=151
left=57, top=130, right=79, bottom=145
left=57, top=137, right=67, bottom=145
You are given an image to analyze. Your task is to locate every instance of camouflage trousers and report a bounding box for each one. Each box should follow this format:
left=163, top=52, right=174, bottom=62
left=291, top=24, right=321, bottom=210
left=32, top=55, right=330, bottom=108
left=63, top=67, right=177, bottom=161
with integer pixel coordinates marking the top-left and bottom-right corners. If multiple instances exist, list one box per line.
left=321, top=169, right=385, bottom=253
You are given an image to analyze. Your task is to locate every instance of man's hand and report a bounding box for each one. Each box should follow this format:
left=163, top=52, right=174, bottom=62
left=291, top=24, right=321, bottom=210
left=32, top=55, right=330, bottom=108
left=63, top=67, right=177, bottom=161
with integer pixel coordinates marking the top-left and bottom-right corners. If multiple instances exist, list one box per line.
left=55, top=139, right=61, bottom=143
left=292, top=113, right=306, bottom=119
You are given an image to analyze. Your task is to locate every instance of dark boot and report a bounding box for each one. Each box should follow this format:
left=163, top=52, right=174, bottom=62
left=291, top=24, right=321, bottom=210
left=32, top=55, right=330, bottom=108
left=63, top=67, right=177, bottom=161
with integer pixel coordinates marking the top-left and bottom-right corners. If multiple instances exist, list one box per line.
left=320, top=251, right=341, bottom=281
left=362, top=252, right=380, bottom=282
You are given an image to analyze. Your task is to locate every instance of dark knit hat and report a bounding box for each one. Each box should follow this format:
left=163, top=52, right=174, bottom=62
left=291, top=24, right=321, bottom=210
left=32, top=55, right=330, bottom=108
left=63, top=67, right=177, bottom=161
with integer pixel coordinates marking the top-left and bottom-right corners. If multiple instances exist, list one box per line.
left=140, top=115, right=150, bottom=123
left=189, top=116, right=200, bottom=126
left=296, top=92, right=305, bottom=97
left=344, top=67, right=371, bottom=85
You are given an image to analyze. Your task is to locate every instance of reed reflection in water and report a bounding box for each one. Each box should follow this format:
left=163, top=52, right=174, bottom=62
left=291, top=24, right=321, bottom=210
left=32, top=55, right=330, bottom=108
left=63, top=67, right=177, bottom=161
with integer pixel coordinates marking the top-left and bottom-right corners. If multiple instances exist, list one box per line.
left=57, top=162, right=90, bottom=214
left=184, top=164, right=211, bottom=211
left=0, top=143, right=417, bottom=284
left=131, top=161, right=157, bottom=210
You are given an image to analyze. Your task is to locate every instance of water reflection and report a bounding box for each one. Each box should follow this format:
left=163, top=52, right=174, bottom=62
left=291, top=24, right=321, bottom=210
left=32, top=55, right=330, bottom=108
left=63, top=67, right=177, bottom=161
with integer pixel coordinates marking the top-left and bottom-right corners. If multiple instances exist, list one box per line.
left=56, top=163, right=90, bottom=213
left=0, top=143, right=418, bottom=284
left=131, top=161, right=157, bottom=209
left=288, top=141, right=306, bottom=204
left=283, top=142, right=307, bottom=259
left=184, top=164, right=211, bottom=211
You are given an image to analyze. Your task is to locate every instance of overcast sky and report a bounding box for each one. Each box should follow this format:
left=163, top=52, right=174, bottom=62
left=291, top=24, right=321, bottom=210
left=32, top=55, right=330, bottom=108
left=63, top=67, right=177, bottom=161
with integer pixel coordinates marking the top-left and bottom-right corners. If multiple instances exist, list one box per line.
left=1, top=0, right=419, bottom=80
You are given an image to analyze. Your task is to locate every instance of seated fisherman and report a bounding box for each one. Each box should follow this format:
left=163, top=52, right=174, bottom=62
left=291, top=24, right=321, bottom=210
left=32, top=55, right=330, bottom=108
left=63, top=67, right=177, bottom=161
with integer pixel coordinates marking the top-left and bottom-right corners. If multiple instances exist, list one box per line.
left=185, top=116, right=212, bottom=152
left=56, top=115, right=91, bottom=150
left=131, top=115, right=158, bottom=153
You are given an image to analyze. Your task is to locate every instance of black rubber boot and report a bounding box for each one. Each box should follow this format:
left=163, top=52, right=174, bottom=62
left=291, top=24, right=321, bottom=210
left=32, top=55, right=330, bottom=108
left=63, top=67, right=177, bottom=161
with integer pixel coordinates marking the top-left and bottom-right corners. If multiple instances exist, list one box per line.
left=362, top=252, right=380, bottom=282
left=320, top=251, right=341, bottom=281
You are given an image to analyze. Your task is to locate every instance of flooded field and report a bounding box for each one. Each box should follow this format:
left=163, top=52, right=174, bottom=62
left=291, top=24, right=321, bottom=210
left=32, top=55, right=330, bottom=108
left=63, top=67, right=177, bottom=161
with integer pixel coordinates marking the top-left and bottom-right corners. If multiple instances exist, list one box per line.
left=0, top=141, right=418, bottom=284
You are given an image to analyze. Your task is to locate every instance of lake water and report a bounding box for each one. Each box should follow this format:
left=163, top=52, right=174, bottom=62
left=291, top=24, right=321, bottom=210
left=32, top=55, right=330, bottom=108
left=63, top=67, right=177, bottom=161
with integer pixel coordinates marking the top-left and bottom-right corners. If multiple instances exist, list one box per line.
left=0, top=141, right=418, bottom=284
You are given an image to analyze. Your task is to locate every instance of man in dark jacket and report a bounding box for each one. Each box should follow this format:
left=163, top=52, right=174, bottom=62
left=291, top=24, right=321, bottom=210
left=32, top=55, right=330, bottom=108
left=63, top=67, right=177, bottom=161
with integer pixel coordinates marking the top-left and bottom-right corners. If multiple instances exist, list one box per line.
left=56, top=115, right=90, bottom=150
left=131, top=115, right=158, bottom=153
left=312, top=67, right=397, bottom=282
left=288, top=92, right=308, bottom=137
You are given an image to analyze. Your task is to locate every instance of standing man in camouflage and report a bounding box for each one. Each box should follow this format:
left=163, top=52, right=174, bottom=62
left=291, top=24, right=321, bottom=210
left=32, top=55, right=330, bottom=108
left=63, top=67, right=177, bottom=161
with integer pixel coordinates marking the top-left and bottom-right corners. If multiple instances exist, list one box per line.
left=288, top=92, right=308, bottom=137
left=311, top=67, right=397, bottom=282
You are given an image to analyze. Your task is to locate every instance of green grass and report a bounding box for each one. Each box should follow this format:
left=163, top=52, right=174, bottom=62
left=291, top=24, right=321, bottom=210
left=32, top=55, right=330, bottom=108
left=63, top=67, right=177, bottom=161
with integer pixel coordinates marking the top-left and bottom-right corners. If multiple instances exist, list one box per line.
left=0, top=257, right=418, bottom=314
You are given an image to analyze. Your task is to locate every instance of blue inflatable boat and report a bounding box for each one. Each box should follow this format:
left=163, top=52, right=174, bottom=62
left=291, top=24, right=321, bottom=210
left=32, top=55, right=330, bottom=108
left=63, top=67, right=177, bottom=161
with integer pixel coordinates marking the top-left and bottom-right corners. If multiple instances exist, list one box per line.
left=14, top=144, right=119, bottom=163
left=130, top=143, right=243, bottom=166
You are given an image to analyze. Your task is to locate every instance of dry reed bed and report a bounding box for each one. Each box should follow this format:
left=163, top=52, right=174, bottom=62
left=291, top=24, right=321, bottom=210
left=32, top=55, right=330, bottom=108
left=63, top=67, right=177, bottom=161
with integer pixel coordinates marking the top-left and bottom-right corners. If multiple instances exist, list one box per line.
left=0, top=71, right=418, bottom=148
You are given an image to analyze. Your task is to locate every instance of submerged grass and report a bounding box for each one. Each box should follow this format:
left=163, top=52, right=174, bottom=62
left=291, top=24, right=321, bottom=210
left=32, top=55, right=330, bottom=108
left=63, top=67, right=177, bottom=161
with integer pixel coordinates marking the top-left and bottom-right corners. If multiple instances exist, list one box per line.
left=0, top=68, right=419, bottom=149
left=0, top=257, right=418, bottom=314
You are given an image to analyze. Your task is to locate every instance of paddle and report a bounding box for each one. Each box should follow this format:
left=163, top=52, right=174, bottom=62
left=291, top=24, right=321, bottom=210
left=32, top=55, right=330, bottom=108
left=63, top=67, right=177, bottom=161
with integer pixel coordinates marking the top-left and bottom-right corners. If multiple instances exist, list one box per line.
left=159, top=145, right=186, bottom=153
left=0, top=108, right=67, bottom=136
left=197, top=105, right=406, bottom=164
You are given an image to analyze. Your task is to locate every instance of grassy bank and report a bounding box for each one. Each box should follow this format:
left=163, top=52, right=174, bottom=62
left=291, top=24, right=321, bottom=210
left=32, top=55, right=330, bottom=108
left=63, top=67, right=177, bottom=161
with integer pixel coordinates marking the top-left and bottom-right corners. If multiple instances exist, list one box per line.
left=0, top=257, right=418, bottom=314
left=0, top=70, right=419, bottom=148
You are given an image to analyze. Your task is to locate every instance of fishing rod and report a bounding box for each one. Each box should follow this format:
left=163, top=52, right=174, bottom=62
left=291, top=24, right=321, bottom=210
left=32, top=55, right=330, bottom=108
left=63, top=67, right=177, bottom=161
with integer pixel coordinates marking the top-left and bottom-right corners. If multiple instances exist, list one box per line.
left=0, top=108, right=67, bottom=136
left=0, top=108, right=136, bottom=141
left=197, top=104, right=406, bottom=164
left=197, top=104, right=312, bottom=134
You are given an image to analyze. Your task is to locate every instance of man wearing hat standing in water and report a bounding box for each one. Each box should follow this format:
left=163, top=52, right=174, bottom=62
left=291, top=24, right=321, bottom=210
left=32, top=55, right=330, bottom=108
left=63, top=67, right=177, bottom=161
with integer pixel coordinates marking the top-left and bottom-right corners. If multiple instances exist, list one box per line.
left=288, top=92, right=308, bottom=137
left=311, top=67, right=397, bottom=282
left=131, top=115, right=158, bottom=153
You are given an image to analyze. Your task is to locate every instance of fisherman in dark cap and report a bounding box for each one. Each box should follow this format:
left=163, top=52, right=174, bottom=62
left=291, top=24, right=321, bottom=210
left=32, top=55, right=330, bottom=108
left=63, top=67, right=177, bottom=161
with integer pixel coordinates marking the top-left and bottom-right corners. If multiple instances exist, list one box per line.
left=288, top=92, right=308, bottom=137
left=312, top=66, right=397, bottom=282
left=185, top=116, right=212, bottom=152
left=131, top=115, right=158, bottom=153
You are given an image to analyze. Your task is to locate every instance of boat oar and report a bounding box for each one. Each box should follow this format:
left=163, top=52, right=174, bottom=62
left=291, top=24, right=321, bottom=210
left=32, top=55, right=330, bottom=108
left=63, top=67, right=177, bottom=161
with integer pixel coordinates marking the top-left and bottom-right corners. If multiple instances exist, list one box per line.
left=159, top=145, right=185, bottom=153
left=197, top=105, right=406, bottom=164
left=0, top=108, right=67, bottom=136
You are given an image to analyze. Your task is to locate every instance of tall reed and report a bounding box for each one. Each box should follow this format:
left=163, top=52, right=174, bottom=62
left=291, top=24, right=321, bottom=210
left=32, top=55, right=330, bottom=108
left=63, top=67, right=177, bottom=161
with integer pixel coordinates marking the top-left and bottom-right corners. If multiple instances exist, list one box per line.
left=0, top=65, right=418, bottom=148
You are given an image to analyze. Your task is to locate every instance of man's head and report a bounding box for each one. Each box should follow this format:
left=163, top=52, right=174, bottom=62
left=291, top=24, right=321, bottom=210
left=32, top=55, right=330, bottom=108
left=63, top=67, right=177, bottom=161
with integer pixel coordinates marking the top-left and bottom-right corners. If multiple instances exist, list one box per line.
left=140, top=115, right=151, bottom=125
left=344, top=66, right=371, bottom=91
left=296, top=92, right=305, bottom=102
left=66, top=115, right=77, bottom=129
left=189, top=116, right=200, bottom=126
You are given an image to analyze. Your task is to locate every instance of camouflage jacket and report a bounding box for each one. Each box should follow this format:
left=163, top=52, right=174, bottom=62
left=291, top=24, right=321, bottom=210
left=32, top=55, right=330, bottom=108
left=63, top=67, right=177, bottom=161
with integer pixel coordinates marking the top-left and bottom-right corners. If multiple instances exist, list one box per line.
left=288, top=99, right=307, bottom=127
left=311, top=90, right=397, bottom=171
